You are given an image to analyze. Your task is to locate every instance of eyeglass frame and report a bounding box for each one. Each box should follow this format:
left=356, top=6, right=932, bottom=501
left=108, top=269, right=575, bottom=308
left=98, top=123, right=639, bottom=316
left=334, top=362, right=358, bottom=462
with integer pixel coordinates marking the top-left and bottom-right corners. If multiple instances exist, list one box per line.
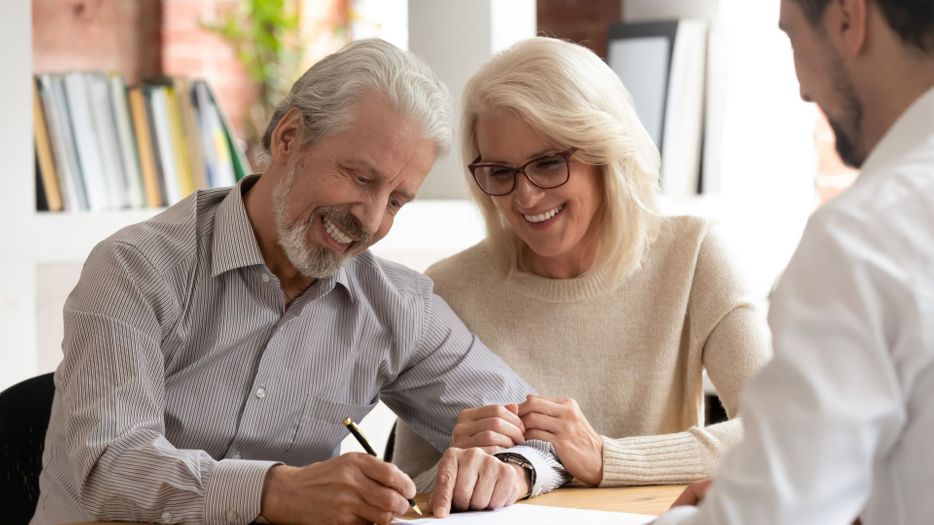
left=467, top=148, right=578, bottom=196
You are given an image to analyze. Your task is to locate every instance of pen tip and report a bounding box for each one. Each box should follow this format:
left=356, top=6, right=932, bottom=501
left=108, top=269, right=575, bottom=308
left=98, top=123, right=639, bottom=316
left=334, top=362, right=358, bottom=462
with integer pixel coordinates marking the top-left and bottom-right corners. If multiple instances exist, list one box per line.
left=413, top=503, right=423, bottom=516
left=342, top=417, right=352, bottom=425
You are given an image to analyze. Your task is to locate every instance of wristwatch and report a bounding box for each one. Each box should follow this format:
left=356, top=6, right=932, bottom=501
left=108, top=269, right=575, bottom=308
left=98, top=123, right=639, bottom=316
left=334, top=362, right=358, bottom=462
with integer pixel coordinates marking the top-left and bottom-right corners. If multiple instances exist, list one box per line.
left=496, top=453, right=535, bottom=499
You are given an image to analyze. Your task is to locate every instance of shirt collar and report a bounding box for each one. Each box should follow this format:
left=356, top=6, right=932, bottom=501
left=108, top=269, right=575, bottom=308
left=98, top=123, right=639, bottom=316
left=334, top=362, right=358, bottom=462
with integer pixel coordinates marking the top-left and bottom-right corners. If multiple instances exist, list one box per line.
left=211, top=175, right=266, bottom=277
left=858, top=87, right=934, bottom=181
left=210, top=175, right=354, bottom=298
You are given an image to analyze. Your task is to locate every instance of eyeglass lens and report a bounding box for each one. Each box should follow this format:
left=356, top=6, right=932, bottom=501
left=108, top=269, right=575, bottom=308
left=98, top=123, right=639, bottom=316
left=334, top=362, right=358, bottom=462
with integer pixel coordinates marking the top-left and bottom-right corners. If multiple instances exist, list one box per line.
left=473, top=153, right=570, bottom=195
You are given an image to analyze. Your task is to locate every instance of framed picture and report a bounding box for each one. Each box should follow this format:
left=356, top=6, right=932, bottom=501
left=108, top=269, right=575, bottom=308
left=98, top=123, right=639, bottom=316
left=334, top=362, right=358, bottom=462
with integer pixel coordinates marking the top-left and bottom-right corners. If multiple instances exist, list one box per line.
left=607, top=20, right=707, bottom=195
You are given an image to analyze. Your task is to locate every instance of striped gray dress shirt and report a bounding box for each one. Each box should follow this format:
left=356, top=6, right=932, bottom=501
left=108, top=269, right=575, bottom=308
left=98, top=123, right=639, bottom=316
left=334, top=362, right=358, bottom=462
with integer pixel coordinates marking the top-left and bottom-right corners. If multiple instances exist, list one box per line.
left=31, top=178, right=568, bottom=525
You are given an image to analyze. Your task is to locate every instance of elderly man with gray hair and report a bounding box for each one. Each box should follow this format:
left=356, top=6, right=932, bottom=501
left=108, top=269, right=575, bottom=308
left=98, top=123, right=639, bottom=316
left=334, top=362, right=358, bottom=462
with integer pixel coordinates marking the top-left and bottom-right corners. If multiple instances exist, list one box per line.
left=31, top=39, right=566, bottom=525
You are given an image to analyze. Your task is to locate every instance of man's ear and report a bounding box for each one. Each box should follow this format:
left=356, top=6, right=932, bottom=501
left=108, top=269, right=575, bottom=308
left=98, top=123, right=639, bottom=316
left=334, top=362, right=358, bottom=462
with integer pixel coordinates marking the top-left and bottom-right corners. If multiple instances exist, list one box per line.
left=269, top=108, right=305, bottom=164
left=826, top=0, right=869, bottom=57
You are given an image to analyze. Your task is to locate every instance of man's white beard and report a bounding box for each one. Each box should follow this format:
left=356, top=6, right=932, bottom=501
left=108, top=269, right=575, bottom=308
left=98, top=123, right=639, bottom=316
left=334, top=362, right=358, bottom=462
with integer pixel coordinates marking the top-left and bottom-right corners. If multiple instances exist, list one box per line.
left=272, top=161, right=357, bottom=279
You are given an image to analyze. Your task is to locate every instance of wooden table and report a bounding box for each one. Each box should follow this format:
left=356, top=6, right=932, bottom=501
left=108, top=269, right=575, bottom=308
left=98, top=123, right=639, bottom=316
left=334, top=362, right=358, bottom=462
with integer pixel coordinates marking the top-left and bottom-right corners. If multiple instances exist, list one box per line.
left=525, top=484, right=685, bottom=516
left=71, top=485, right=685, bottom=523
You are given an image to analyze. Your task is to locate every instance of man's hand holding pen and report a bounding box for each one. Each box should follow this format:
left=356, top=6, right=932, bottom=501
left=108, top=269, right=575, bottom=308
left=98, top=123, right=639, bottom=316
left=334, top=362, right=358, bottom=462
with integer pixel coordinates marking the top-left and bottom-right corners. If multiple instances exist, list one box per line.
left=258, top=416, right=528, bottom=524
left=260, top=454, right=415, bottom=525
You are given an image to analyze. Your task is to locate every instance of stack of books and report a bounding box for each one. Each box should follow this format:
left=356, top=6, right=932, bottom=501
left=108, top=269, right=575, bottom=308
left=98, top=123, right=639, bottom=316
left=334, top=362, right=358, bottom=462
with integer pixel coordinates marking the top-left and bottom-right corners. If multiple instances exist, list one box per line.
left=33, top=72, right=249, bottom=212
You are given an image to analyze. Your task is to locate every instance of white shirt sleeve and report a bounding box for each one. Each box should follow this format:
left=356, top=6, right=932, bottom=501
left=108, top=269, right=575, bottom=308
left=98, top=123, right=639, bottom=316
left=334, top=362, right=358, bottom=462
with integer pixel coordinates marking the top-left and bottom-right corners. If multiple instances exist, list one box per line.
left=499, top=440, right=571, bottom=497
left=656, top=208, right=908, bottom=524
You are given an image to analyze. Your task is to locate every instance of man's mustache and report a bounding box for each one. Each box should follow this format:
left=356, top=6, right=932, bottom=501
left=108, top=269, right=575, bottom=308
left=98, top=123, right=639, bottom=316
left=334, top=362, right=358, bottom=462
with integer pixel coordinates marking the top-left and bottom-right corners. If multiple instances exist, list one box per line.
left=316, top=207, right=372, bottom=244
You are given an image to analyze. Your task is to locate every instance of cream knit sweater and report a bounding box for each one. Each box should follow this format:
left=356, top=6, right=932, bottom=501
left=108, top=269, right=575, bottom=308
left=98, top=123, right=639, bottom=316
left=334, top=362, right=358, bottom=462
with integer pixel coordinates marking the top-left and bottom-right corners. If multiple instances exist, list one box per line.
left=392, top=216, right=772, bottom=486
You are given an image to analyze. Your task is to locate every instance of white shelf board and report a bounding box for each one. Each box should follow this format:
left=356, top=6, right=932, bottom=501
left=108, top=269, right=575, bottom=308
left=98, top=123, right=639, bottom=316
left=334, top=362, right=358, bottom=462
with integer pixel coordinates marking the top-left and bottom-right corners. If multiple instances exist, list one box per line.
left=31, top=209, right=164, bottom=262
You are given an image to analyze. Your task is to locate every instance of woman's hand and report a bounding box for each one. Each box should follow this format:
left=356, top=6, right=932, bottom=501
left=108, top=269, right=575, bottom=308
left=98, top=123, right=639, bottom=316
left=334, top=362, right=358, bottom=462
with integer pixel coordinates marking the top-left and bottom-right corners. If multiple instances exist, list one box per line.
left=671, top=479, right=713, bottom=507
left=518, top=394, right=604, bottom=485
left=451, top=403, right=525, bottom=452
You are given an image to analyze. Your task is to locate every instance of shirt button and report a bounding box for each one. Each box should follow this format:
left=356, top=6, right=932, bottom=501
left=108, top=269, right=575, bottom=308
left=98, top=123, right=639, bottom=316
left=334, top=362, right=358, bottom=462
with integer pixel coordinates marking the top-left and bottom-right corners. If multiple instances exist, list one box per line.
left=255, top=387, right=267, bottom=399
left=226, top=509, right=239, bottom=522
left=261, top=273, right=270, bottom=283
left=161, top=511, right=173, bottom=522
left=230, top=451, right=241, bottom=460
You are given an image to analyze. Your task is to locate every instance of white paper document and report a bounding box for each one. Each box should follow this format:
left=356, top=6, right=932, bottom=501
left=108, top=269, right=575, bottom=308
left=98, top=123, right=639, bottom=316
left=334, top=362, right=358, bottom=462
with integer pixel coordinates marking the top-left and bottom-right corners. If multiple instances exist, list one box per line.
left=395, top=503, right=654, bottom=524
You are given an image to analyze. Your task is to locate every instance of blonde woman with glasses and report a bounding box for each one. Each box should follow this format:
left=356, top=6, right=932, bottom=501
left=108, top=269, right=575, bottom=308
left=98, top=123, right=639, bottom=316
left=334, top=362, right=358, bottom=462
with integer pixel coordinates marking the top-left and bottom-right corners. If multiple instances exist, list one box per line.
left=392, top=37, right=772, bottom=492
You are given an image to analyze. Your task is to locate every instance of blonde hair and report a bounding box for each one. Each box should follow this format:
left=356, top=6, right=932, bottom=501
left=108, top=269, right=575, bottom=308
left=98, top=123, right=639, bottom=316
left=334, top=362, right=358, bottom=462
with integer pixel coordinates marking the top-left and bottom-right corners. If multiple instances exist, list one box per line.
left=462, top=37, right=661, bottom=284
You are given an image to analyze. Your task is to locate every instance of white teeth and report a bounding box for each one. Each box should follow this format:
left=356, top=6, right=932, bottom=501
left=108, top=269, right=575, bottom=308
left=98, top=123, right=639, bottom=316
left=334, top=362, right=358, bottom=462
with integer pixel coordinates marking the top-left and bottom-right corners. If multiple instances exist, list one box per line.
left=524, top=204, right=564, bottom=223
left=323, top=217, right=353, bottom=245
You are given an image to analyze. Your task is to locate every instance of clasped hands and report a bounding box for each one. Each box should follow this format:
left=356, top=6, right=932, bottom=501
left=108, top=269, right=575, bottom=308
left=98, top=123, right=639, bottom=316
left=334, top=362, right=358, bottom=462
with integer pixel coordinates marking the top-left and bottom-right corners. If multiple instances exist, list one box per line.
left=258, top=394, right=599, bottom=524
left=261, top=435, right=530, bottom=525
left=452, top=394, right=605, bottom=486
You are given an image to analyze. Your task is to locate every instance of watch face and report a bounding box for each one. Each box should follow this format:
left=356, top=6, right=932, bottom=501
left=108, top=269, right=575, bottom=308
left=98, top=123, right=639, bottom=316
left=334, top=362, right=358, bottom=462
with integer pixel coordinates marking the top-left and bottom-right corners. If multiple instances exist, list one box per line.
left=499, top=454, right=535, bottom=499
left=500, top=454, right=531, bottom=469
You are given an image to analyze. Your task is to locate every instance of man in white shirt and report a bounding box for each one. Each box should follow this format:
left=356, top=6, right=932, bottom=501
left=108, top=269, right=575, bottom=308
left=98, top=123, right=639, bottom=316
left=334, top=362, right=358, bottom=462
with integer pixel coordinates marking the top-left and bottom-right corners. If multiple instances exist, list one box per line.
left=655, top=0, right=934, bottom=524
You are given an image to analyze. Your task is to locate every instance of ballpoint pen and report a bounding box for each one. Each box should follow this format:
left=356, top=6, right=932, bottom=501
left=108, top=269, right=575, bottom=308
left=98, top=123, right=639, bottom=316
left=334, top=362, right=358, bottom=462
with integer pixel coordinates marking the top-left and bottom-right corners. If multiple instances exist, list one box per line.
left=342, top=417, right=423, bottom=516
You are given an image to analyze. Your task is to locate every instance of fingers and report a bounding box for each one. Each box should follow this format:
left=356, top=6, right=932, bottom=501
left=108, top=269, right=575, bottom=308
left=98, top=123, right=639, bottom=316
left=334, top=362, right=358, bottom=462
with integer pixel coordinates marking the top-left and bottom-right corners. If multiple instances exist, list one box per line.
left=487, top=463, right=522, bottom=510
left=354, top=453, right=416, bottom=499
left=468, top=461, right=497, bottom=510
left=429, top=448, right=460, bottom=518
left=520, top=411, right=565, bottom=435
left=671, top=479, right=714, bottom=508
left=459, top=404, right=525, bottom=429
left=518, top=394, right=574, bottom=417
left=520, top=397, right=594, bottom=441
left=445, top=450, right=487, bottom=511
left=354, top=500, right=402, bottom=525
left=431, top=448, right=524, bottom=517
left=522, top=427, right=557, bottom=444
left=349, top=453, right=415, bottom=520
left=358, top=482, right=411, bottom=518
left=453, top=406, right=526, bottom=449
left=469, top=417, right=525, bottom=445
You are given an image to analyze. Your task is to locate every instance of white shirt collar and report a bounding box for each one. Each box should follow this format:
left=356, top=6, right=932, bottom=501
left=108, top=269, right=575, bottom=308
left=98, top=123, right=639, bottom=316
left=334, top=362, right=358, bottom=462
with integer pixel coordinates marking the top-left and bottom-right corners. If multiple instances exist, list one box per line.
left=859, top=87, right=934, bottom=180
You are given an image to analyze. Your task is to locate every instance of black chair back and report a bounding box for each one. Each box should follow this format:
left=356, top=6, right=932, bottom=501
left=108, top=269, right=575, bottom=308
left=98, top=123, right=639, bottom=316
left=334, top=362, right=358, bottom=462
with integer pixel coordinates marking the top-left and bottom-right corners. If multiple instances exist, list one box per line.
left=0, top=373, right=55, bottom=525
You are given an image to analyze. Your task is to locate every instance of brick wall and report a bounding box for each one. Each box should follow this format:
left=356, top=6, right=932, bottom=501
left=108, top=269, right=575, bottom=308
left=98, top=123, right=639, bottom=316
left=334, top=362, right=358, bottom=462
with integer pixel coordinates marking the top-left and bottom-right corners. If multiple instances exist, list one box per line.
left=32, top=0, right=162, bottom=84
left=162, top=0, right=348, bottom=164
left=161, top=0, right=255, bottom=147
left=537, top=0, right=622, bottom=59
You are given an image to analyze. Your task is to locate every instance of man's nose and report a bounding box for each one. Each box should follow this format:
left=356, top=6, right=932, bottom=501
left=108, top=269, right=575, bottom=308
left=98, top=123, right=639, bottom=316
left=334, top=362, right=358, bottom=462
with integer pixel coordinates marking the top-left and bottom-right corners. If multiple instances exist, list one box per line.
left=800, top=85, right=812, bottom=103
left=353, top=200, right=384, bottom=236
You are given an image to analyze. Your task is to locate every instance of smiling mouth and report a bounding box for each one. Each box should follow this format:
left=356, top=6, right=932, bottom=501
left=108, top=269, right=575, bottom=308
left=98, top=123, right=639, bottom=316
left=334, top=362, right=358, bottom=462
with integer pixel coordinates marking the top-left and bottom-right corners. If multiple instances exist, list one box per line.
left=322, top=216, right=353, bottom=245
left=523, top=204, right=566, bottom=223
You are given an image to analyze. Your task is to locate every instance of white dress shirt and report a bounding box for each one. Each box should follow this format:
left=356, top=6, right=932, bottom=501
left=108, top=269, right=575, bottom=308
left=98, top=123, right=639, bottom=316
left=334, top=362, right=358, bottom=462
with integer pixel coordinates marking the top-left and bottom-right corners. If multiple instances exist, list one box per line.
left=656, top=87, right=934, bottom=525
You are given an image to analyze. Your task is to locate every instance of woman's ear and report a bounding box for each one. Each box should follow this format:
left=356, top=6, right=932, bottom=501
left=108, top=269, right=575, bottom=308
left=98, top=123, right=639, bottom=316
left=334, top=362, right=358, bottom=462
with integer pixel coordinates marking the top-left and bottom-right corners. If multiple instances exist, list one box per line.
left=269, top=108, right=305, bottom=164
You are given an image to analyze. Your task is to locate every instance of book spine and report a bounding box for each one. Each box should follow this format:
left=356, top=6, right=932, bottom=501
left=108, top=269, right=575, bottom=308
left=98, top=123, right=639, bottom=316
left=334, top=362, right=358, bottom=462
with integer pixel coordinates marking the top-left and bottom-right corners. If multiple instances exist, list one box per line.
left=127, top=86, right=164, bottom=208
left=33, top=78, right=64, bottom=212
left=107, top=74, right=146, bottom=209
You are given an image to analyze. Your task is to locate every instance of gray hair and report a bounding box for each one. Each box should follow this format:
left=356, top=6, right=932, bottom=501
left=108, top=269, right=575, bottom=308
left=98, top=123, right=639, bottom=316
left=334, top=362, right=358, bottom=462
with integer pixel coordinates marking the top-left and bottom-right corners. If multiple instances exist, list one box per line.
left=261, top=38, right=453, bottom=161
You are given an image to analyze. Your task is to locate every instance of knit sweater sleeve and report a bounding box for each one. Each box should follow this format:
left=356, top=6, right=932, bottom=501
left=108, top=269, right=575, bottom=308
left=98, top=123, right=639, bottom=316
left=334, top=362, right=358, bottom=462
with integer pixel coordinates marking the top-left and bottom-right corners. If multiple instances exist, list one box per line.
left=600, top=226, right=772, bottom=486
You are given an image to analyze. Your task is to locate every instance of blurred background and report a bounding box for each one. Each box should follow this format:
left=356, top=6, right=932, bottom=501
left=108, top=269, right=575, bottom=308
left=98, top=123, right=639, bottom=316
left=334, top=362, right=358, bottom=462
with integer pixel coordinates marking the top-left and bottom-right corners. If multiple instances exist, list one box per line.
left=3, top=0, right=857, bottom=455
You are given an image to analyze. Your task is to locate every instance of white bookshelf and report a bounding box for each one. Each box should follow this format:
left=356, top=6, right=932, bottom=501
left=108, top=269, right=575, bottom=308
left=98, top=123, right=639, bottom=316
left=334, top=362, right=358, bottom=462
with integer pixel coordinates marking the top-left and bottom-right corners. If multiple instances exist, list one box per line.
left=31, top=210, right=162, bottom=261
left=0, top=1, right=155, bottom=391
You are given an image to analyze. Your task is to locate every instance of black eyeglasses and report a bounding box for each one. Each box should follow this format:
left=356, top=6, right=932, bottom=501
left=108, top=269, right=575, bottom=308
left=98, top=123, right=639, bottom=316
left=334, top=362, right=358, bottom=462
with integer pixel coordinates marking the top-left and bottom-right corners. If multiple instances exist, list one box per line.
left=468, top=149, right=576, bottom=196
